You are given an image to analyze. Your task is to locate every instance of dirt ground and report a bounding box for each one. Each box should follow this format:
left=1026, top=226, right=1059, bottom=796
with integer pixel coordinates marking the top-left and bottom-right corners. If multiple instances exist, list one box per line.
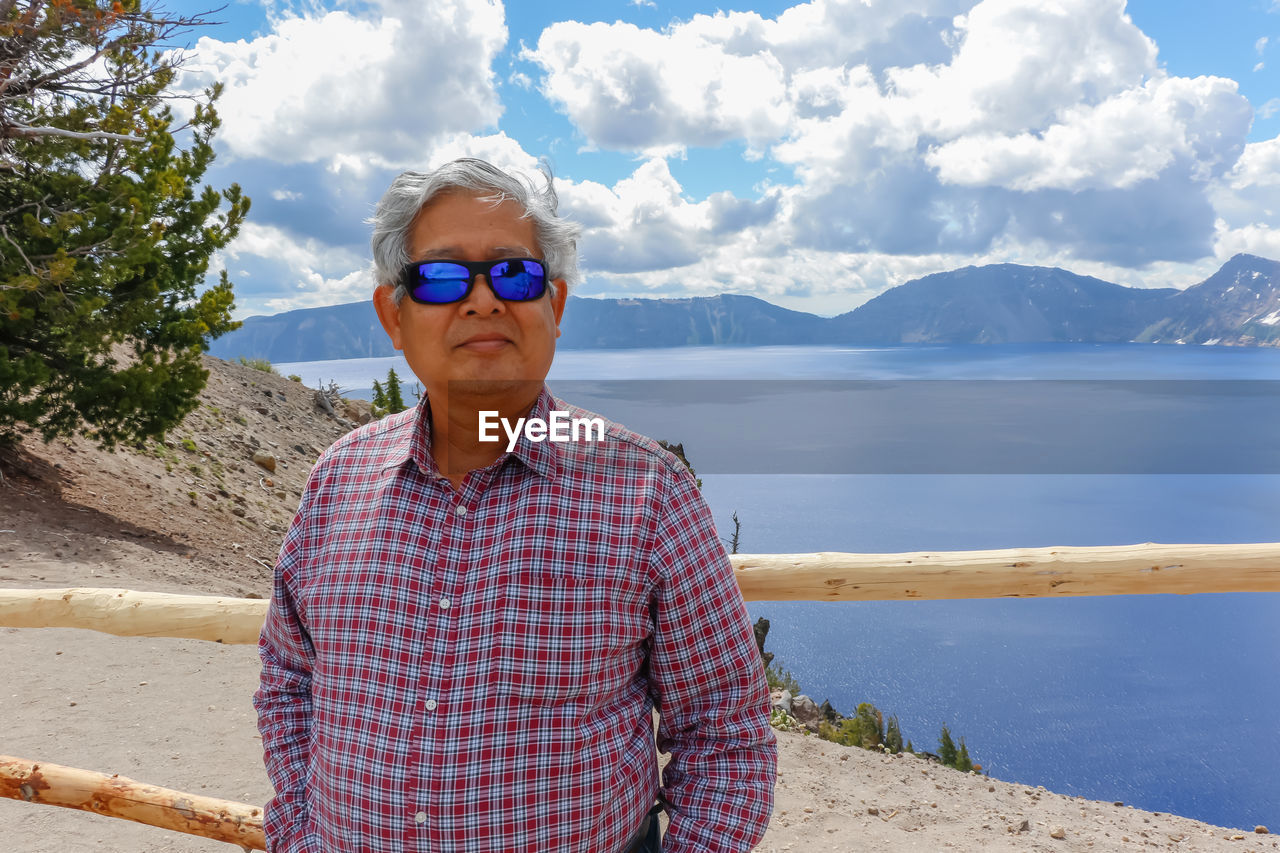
left=1, top=356, right=1276, bottom=851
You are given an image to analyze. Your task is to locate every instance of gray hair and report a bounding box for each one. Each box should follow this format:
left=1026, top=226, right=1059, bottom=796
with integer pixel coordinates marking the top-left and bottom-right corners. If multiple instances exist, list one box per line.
left=369, top=158, right=581, bottom=304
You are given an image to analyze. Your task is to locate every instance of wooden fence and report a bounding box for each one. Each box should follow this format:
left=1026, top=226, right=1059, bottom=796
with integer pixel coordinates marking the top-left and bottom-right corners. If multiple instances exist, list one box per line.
left=3, top=541, right=1279, bottom=849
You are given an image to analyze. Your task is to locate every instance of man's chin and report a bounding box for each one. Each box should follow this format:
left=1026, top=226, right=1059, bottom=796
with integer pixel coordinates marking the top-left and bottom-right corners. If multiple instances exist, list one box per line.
left=444, top=378, right=544, bottom=402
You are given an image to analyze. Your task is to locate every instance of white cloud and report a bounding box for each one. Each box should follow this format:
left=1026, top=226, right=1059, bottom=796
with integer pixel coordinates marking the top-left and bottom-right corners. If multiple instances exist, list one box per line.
left=183, top=0, right=506, bottom=168
left=1214, top=219, right=1280, bottom=260
left=527, top=18, right=792, bottom=153
left=422, top=132, right=544, bottom=174
left=894, top=0, right=1157, bottom=138
left=524, top=1, right=972, bottom=154
left=925, top=74, right=1250, bottom=191
left=226, top=222, right=372, bottom=313
left=563, top=159, right=727, bottom=273
left=1228, top=136, right=1280, bottom=189
left=1257, top=36, right=1269, bottom=54
left=263, top=267, right=369, bottom=313
left=525, top=0, right=1250, bottom=269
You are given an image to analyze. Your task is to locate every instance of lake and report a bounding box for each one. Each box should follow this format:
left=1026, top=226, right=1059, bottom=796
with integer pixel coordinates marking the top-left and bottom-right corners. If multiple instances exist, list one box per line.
left=278, top=343, right=1280, bottom=831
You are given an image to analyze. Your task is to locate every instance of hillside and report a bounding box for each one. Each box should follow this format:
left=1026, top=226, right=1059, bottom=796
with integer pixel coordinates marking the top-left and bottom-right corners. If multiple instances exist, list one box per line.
left=1, top=357, right=1276, bottom=851
left=1, top=356, right=370, bottom=595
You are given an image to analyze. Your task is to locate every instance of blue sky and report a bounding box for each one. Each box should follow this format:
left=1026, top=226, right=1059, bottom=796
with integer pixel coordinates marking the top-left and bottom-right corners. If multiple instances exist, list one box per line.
left=165, top=0, right=1280, bottom=318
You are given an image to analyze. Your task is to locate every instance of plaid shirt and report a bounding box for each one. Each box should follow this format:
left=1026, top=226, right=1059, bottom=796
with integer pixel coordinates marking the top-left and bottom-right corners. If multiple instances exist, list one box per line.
left=254, top=387, right=776, bottom=852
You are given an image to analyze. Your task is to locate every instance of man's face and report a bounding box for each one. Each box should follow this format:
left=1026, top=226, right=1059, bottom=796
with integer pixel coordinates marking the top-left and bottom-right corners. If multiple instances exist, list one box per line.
left=374, top=190, right=567, bottom=406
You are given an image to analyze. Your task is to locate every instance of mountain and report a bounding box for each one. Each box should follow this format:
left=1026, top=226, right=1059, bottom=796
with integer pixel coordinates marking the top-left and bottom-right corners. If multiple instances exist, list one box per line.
left=207, top=254, right=1280, bottom=362
left=207, top=300, right=392, bottom=362
left=827, top=264, right=1176, bottom=344
left=208, top=293, right=830, bottom=361
left=1134, top=254, right=1280, bottom=346
left=559, top=293, right=829, bottom=348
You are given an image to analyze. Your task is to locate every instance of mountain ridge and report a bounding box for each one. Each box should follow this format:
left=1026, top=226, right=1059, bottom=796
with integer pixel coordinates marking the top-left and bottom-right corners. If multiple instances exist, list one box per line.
left=208, top=254, right=1280, bottom=362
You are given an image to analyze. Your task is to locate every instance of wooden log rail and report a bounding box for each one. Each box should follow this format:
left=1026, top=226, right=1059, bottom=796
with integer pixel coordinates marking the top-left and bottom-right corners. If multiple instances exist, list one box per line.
left=0, top=587, right=269, bottom=644
left=732, top=541, right=1280, bottom=601
left=1, top=543, right=1278, bottom=644
left=0, top=755, right=265, bottom=850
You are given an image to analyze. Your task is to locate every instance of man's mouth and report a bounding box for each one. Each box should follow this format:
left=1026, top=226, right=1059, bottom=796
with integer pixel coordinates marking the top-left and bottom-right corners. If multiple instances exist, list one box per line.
left=458, top=334, right=512, bottom=352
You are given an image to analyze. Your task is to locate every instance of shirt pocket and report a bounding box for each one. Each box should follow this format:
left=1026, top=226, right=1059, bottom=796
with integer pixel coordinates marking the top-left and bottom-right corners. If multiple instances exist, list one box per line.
left=493, top=571, right=643, bottom=705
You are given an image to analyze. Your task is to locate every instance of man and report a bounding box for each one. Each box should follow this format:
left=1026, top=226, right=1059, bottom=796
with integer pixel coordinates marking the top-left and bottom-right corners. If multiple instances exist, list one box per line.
left=254, top=158, right=776, bottom=853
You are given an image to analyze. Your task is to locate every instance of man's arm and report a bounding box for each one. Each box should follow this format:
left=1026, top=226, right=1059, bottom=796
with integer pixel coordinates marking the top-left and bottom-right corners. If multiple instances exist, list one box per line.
left=648, top=466, right=777, bottom=853
left=253, top=510, right=319, bottom=853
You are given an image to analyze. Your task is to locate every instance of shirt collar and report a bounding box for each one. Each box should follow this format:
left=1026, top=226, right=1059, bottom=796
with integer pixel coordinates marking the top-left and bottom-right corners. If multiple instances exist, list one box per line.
left=506, top=386, right=560, bottom=481
left=384, top=385, right=560, bottom=482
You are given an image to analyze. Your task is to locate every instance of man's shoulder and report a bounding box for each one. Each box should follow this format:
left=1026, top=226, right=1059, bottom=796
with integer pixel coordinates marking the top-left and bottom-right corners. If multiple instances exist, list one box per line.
left=549, top=396, right=690, bottom=481
left=315, top=405, right=417, bottom=472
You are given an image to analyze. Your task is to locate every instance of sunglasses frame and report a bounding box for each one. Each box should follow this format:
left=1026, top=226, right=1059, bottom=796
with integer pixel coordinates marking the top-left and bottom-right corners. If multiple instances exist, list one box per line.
left=399, top=257, right=549, bottom=305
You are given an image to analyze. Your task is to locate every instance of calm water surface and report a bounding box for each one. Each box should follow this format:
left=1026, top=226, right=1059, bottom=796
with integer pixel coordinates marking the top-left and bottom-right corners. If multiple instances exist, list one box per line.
left=278, top=344, right=1280, bottom=830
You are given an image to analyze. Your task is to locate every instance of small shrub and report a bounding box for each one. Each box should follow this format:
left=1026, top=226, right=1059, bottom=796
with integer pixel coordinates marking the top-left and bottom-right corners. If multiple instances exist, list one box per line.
left=764, top=660, right=801, bottom=694
left=287, top=374, right=302, bottom=383
left=180, top=438, right=197, bottom=453
left=238, top=356, right=279, bottom=375
left=769, top=708, right=804, bottom=733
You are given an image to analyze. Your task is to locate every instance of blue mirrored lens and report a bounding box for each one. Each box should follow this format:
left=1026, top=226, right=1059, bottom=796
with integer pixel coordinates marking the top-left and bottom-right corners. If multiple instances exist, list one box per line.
left=489, top=259, right=546, bottom=301
left=406, top=259, right=548, bottom=303
left=412, top=262, right=471, bottom=303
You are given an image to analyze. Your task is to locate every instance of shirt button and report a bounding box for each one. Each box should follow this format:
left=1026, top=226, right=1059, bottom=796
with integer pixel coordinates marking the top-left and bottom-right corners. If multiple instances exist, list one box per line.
left=425, top=698, right=438, bottom=711
left=454, top=505, right=467, bottom=517
left=439, top=597, right=451, bottom=609
left=414, top=811, right=427, bottom=824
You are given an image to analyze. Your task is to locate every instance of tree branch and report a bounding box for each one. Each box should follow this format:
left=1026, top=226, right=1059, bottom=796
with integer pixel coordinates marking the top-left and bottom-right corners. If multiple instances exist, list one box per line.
left=3, top=125, right=142, bottom=143
left=0, top=223, right=38, bottom=277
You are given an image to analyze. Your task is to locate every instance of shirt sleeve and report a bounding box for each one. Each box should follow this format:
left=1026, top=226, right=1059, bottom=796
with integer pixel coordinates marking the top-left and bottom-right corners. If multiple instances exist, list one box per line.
left=647, top=464, right=777, bottom=853
left=253, top=480, right=321, bottom=853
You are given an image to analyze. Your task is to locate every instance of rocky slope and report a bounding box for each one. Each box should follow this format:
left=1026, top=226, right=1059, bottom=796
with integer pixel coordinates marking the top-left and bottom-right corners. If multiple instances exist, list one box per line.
left=1, top=355, right=369, bottom=596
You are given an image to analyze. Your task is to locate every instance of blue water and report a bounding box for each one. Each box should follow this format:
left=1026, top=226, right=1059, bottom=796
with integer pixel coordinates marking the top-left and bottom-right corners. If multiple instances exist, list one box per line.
left=278, top=343, right=1280, bottom=830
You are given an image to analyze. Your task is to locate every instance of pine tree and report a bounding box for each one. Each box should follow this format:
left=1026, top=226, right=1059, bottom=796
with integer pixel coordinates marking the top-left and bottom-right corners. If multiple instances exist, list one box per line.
left=371, top=380, right=388, bottom=419
left=956, top=737, right=974, bottom=773
left=854, top=703, right=884, bottom=750
left=938, top=724, right=958, bottom=767
left=884, top=715, right=904, bottom=754
left=1, top=0, right=248, bottom=448
left=385, top=368, right=407, bottom=414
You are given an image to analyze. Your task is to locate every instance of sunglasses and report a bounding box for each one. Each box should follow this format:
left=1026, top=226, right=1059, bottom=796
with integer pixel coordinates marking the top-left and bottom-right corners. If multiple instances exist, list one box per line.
left=400, top=257, right=548, bottom=305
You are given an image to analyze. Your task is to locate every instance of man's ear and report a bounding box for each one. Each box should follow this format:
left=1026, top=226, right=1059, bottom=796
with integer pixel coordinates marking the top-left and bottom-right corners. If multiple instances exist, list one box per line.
left=373, top=284, right=405, bottom=351
left=551, top=279, right=567, bottom=338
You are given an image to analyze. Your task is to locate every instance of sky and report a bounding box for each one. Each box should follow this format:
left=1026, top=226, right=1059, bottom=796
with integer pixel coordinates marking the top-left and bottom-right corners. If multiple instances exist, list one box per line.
left=161, top=0, right=1280, bottom=319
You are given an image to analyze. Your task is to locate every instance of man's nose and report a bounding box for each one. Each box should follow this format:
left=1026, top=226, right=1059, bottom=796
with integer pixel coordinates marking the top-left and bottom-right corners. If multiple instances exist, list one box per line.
left=463, top=272, right=504, bottom=314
